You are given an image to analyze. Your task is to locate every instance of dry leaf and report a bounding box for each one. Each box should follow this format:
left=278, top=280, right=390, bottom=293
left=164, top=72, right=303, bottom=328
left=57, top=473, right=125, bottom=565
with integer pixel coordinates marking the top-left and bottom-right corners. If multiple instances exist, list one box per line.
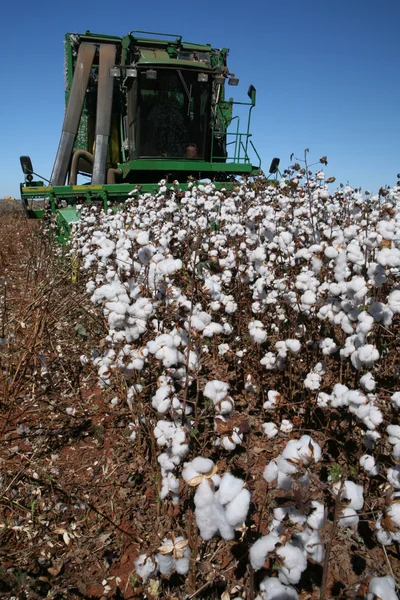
left=188, top=465, right=218, bottom=487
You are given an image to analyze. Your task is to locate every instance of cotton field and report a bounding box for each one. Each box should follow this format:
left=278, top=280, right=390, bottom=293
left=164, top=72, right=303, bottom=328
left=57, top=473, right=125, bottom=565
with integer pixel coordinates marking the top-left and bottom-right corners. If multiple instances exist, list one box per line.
left=67, top=163, right=400, bottom=599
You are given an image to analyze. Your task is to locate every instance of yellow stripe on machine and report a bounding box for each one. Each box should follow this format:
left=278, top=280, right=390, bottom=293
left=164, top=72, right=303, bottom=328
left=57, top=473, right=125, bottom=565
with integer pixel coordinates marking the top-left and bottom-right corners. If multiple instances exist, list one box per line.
left=72, top=185, right=103, bottom=190
left=22, top=186, right=53, bottom=193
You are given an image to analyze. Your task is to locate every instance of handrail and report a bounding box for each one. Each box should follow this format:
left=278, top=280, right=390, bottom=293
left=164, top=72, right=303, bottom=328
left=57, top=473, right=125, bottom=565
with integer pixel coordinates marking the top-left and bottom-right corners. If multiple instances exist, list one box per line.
left=129, top=30, right=183, bottom=43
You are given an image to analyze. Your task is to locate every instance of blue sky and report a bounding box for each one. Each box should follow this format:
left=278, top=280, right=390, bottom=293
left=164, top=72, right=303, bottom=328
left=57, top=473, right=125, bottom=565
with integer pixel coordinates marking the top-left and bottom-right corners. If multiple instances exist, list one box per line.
left=1, top=0, right=399, bottom=197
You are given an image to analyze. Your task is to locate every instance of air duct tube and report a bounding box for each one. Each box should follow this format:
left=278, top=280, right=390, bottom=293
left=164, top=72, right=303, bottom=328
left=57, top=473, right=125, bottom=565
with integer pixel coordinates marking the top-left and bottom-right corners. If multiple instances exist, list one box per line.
left=68, top=150, right=94, bottom=185
left=50, top=42, right=96, bottom=186
left=92, top=44, right=116, bottom=185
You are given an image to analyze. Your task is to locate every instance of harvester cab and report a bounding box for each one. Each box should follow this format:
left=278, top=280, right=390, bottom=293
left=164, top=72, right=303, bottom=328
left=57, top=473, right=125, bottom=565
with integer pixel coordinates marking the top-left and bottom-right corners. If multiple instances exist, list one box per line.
left=20, top=30, right=261, bottom=229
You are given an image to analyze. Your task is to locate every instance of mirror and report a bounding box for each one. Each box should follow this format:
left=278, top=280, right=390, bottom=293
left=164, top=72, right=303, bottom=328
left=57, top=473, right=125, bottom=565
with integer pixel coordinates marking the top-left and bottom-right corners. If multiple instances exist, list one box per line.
left=247, top=84, right=256, bottom=106
left=20, top=156, right=33, bottom=174
left=269, top=157, right=280, bottom=174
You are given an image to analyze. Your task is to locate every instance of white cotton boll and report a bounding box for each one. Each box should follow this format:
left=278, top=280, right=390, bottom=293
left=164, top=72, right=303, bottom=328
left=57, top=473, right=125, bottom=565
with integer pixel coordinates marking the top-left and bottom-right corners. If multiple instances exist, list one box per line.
left=376, top=247, right=400, bottom=267
left=175, top=555, right=190, bottom=575
left=225, top=488, right=251, bottom=526
left=333, top=480, right=364, bottom=510
left=280, top=420, right=293, bottom=433
left=212, top=500, right=235, bottom=540
left=388, top=290, right=400, bottom=313
left=204, top=380, right=229, bottom=403
left=276, top=543, right=307, bottom=585
left=338, top=507, right=359, bottom=527
left=194, top=481, right=218, bottom=540
left=364, top=429, right=381, bottom=450
left=134, top=554, right=156, bottom=582
left=262, top=422, right=279, bottom=438
left=351, top=344, right=380, bottom=370
left=249, top=320, right=268, bottom=343
left=274, top=506, right=306, bottom=526
left=360, top=372, right=376, bottom=392
left=264, top=460, right=279, bottom=483
left=324, top=246, right=338, bottom=259
left=191, top=456, right=215, bottom=475
left=387, top=425, right=400, bottom=445
left=282, top=435, right=322, bottom=468
left=285, top=339, right=301, bottom=354
left=360, top=454, right=380, bottom=476
left=392, top=444, right=400, bottom=460
left=387, top=465, right=400, bottom=489
left=367, top=262, right=387, bottom=286
left=156, top=546, right=174, bottom=575
left=307, top=501, right=325, bottom=530
left=202, top=322, right=223, bottom=337
left=356, top=312, right=374, bottom=335
left=304, top=372, right=321, bottom=390
left=319, top=337, right=338, bottom=355
left=258, top=577, right=299, bottom=600
left=218, top=473, right=244, bottom=505
left=301, top=290, right=316, bottom=306
left=368, top=301, right=393, bottom=325
left=263, top=390, right=281, bottom=411
left=136, top=231, right=149, bottom=245
left=392, top=392, right=400, bottom=410
left=261, top=352, right=277, bottom=370
left=221, top=436, right=237, bottom=451
left=304, top=529, right=325, bottom=563
left=317, top=392, right=330, bottom=408
left=250, top=532, right=280, bottom=570
left=367, top=576, right=398, bottom=600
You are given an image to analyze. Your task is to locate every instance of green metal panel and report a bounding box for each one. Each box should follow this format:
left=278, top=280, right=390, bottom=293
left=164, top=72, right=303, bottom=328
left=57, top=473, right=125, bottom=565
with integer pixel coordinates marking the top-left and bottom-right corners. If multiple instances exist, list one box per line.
left=137, top=49, right=212, bottom=69
left=57, top=207, right=79, bottom=224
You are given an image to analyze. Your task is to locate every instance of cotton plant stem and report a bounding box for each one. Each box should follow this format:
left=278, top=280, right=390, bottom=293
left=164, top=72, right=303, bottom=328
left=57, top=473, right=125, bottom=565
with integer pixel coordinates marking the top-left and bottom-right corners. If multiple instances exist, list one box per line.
left=320, top=478, right=344, bottom=600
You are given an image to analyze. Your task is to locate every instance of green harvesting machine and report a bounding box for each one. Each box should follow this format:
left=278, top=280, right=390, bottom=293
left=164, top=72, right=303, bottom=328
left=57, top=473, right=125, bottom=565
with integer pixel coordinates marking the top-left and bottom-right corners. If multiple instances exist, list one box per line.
left=20, top=30, right=263, bottom=229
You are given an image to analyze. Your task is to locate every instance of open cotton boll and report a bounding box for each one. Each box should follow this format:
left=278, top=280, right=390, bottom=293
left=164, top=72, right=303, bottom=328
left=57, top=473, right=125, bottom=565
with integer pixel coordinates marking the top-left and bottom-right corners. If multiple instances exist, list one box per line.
left=285, top=339, right=301, bottom=354
left=387, top=465, right=400, bottom=489
left=338, top=507, right=359, bottom=527
left=360, top=454, right=380, bottom=476
left=304, top=371, right=321, bottom=390
left=204, top=380, right=229, bottom=403
left=280, top=420, right=293, bottom=433
left=262, top=422, right=278, bottom=438
left=350, top=344, right=380, bottom=370
left=218, top=473, right=244, bottom=505
left=387, top=289, right=400, bottom=313
left=392, top=392, right=400, bottom=410
left=276, top=543, right=307, bottom=584
left=249, top=320, right=268, bottom=343
left=333, top=480, right=364, bottom=510
left=250, top=531, right=280, bottom=570
left=367, top=576, right=398, bottom=600
left=303, top=528, right=325, bottom=563
left=360, top=372, right=376, bottom=392
left=194, top=480, right=219, bottom=540
left=225, top=488, right=251, bottom=527
left=307, top=501, right=325, bottom=530
left=387, top=425, right=400, bottom=446
left=263, top=390, right=281, bottom=410
left=376, top=247, right=400, bottom=267
left=134, top=554, right=156, bottom=582
left=257, top=577, right=298, bottom=600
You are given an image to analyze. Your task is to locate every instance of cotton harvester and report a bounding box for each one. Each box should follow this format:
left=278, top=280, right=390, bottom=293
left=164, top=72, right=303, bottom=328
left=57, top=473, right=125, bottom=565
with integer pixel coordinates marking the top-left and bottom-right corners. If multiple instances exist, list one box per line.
left=20, top=30, right=264, bottom=236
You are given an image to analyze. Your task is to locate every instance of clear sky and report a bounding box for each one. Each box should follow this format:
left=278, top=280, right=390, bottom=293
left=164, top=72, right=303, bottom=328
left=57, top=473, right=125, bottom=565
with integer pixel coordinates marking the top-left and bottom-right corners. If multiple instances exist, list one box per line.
left=1, top=0, right=399, bottom=197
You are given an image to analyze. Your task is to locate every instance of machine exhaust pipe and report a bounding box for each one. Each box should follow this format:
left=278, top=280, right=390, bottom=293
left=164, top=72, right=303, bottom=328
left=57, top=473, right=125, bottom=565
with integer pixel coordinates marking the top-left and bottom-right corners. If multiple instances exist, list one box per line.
left=92, top=44, right=116, bottom=185
left=50, top=42, right=96, bottom=186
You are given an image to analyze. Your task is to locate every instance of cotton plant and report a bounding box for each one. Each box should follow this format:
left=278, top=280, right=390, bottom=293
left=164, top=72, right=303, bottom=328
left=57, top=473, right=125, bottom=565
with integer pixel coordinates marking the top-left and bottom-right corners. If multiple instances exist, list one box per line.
left=69, top=170, right=400, bottom=593
left=263, top=435, right=322, bottom=491
left=182, top=460, right=250, bottom=541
